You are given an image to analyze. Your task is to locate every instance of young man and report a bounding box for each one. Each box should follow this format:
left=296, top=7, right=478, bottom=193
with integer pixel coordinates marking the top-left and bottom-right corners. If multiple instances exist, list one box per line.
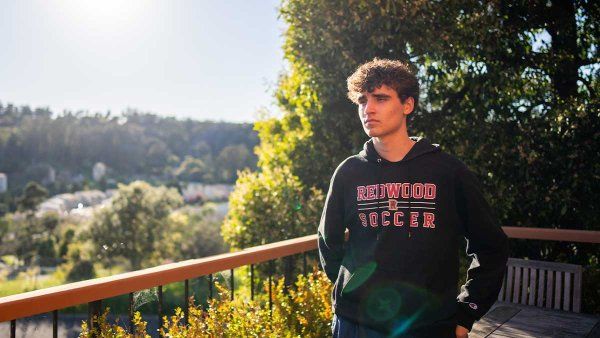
left=318, top=58, right=509, bottom=338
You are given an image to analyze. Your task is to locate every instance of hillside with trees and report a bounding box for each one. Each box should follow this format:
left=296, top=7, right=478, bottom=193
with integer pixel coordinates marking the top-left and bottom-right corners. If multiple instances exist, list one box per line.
left=0, top=103, right=258, bottom=211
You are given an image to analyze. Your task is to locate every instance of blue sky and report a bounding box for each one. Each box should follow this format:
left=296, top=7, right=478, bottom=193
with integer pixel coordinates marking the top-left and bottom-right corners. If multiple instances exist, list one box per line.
left=0, top=0, right=286, bottom=122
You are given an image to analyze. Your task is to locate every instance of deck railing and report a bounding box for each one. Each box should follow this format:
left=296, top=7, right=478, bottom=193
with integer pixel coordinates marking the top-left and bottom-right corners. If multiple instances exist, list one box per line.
left=1, top=227, right=599, bottom=337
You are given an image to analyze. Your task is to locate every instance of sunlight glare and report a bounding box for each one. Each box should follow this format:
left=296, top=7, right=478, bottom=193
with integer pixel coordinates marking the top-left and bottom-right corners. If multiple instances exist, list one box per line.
left=56, top=0, right=148, bottom=36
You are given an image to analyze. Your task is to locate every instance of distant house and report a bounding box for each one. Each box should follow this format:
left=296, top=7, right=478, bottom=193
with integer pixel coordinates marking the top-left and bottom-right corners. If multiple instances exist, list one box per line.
left=93, top=162, right=107, bottom=181
left=0, top=173, right=6, bottom=192
left=182, top=183, right=234, bottom=203
left=37, top=189, right=116, bottom=218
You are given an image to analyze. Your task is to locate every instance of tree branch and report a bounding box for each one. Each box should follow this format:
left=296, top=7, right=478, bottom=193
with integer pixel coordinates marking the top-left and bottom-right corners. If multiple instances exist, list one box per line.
left=580, top=56, right=600, bottom=66
left=578, top=76, right=597, bottom=99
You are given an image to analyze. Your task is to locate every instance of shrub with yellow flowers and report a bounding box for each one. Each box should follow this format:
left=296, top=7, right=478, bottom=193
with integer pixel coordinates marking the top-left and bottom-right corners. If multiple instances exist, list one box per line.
left=79, top=269, right=333, bottom=338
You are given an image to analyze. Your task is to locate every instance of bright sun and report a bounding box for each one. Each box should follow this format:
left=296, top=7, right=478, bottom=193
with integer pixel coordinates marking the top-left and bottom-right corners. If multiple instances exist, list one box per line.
left=55, top=0, right=147, bottom=36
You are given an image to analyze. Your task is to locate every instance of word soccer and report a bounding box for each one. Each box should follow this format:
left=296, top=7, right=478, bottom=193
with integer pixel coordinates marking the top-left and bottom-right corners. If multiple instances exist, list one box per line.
left=356, top=183, right=438, bottom=229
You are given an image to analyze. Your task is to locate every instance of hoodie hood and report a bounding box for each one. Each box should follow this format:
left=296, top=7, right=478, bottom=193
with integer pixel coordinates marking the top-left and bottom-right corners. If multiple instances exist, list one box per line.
left=359, top=136, right=440, bottom=164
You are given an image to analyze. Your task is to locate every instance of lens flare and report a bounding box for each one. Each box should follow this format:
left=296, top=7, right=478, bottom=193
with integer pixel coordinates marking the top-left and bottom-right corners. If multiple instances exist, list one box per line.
left=365, top=287, right=403, bottom=322
left=389, top=305, right=427, bottom=337
left=342, top=261, right=377, bottom=293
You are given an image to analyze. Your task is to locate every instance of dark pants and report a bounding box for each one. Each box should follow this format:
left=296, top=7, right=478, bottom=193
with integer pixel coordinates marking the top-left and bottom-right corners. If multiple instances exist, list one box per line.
left=331, top=314, right=455, bottom=338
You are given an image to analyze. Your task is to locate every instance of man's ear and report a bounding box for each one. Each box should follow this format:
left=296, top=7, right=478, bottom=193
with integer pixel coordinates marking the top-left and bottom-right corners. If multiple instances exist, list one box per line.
left=402, top=97, right=415, bottom=116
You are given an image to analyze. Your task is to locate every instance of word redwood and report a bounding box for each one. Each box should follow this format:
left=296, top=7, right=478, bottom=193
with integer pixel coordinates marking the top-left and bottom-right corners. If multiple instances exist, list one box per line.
left=356, top=183, right=437, bottom=201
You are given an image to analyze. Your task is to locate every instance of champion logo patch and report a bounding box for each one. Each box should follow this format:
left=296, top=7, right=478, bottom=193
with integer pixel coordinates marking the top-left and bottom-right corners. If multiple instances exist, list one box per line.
left=469, top=302, right=478, bottom=310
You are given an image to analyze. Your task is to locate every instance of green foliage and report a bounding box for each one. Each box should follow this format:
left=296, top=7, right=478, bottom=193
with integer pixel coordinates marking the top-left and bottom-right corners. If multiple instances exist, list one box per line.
left=223, top=167, right=323, bottom=250
left=78, top=270, right=333, bottom=338
left=0, top=181, right=229, bottom=297
left=66, top=260, right=96, bottom=282
left=0, top=267, right=66, bottom=297
left=36, top=238, right=57, bottom=265
left=58, top=228, right=76, bottom=258
left=163, top=204, right=228, bottom=261
left=0, top=212, right=61, bottom=266
left=276, top=0, right=599, bottom=197
left=0, top=105, right=259, bottom=199
left=88, top=181, right=183, bottom=270
left=0, top=215, right=9, bottom=247
left=79, top=308, right=150, bottom=338
left=0, top=191, right=16, bottom=216
left=583, top=262, right=600, bottom=314
left=216, top=144, right=255, bottom=183
left=174, top=156, right=212, bottom=183
left=263, top=0, right=599, bottom=311
left=86, top=181, right=226, bottom=272
left=17, top=181, right=48, bottom=212
left=223, top=166, right=324, bottom=285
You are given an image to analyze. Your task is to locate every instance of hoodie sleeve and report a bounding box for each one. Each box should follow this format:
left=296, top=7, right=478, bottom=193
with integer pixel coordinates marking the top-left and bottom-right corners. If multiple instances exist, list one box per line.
left=453, top=165, right=509, bottom=331
left=317, top=164, right=347, bottom=283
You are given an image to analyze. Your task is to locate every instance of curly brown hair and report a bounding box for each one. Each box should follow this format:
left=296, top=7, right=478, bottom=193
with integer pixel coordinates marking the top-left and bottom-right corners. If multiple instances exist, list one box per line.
left=347, top=58, right=419, bottom=112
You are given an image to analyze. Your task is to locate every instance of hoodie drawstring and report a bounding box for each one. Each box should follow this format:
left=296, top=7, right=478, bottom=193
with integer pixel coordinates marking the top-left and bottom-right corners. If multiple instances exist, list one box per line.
left=376, top=157, right=383, bottom=241
left=407, top=165, right=412, bottom=239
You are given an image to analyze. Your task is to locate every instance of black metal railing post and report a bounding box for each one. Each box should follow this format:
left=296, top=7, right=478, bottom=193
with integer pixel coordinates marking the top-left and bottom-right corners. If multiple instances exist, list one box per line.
left=157, top=285, right=163, bottom=337
left=230, top=269, right=234, bottom=301
left=88, top=299, right=102, bottom=335
left=128, top=292, right=134, bottom=333
left=250, top=264, right=255, bottom=301
left=197, top=276, right=203, bottom=309
left=184, top=279, right=189, bottom=325
left=52, top=310, right=58, bottom=338
left=303, top=251, right=308, bottom=276
left=268, top=260, right=274, bottom=315
left=208, top=274, right=213, bottom=301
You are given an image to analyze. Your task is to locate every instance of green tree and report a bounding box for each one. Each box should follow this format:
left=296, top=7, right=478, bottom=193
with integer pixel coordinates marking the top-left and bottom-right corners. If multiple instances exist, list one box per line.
left=66, top=260, right=96, bottom=282
left=58, top=228, right=75, bottom=259
left=256, top=0, right=599, bottom=311
left=222, top=166, right=324, bottom=284
left=215, top=144, right=254, bottom=183
left=0, top=215, right=10, bottom=252
left=174, top=156, right=213, bottom=183
left=17, top=181, right=48, bottom=212
left=0, top=212, right=60, bottom=266
left=273, top=0, right=598, bottom=252
left=275, top=0, right=596, bottom=184
left=166, top=203, right=228, bottom=260
left=88, top=181, right=183, bottom=270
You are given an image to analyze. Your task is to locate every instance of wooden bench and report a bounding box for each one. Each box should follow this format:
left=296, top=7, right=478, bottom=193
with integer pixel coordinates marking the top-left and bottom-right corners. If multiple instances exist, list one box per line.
left=497, top=258, right=583, bottom=312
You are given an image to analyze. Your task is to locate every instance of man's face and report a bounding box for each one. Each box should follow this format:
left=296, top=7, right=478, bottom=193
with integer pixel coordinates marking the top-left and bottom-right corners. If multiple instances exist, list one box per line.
left=357, top=85, right=414, bottom=138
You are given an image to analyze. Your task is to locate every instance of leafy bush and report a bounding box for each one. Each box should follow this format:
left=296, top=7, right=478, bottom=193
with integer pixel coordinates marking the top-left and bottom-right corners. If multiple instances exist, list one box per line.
left=80, top=310, right=150, bottom=338
left=66, top=260, right=96, bottom=282
left=88, top=181, right=183, bottom=270
left=223, top=167, right=324, bottom=286
left=79, top=269, right=333, bottom=338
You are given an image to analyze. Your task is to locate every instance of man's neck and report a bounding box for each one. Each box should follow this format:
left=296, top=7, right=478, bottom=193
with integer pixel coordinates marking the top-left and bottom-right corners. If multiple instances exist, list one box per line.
left=372, top=129, right=416, bottom=162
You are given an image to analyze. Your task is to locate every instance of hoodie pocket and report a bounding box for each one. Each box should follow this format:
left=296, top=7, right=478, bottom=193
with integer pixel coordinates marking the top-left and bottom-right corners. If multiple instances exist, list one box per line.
left=338, top=267, right=446, bottom=327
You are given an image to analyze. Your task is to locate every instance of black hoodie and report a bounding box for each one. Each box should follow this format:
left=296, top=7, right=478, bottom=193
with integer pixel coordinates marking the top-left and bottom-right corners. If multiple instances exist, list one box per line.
left=318, top=136, right=509, bottom=336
